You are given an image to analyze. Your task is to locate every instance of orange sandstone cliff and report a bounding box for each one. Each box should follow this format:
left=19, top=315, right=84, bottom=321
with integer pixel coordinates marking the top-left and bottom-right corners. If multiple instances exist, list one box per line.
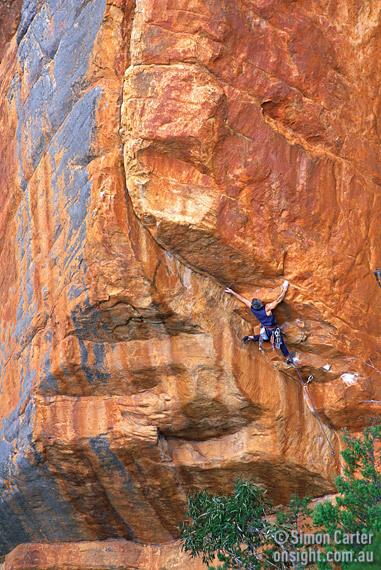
left=0, top=1, right=380, bottom=568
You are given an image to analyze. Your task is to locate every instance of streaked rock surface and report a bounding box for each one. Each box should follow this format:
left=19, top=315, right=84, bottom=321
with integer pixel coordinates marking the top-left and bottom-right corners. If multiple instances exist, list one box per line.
left=3, top=539, right=205, bottom=570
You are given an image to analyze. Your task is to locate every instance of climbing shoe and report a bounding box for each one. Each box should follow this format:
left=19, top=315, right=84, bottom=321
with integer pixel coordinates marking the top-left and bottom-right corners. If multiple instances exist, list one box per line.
left=242, top=335, right=253, bottom=344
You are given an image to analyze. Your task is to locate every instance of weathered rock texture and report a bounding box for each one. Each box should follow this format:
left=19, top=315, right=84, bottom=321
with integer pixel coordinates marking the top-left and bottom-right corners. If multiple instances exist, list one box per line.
left=0, top=0, right=380, bottom=567
left=3, top=539, right=205, bottom=570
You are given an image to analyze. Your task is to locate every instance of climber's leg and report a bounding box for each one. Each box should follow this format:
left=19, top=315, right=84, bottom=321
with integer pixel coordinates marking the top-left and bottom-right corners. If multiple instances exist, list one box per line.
left=267, top=328, right=296, bottom=363
left=282, top=336, right=297, bottom=365
left=279, top=335, right=297, bottom=363
left=279, top=335, right=290, bottom=357
left=242, top=334, right=260, bottom=344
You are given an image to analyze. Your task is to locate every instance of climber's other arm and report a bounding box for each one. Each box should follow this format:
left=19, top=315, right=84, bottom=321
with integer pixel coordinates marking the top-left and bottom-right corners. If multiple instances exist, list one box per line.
left=265, top=280, right=289, bottom=315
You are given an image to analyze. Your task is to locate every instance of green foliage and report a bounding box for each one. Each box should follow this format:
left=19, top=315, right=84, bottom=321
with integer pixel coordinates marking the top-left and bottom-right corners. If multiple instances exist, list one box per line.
left=312, top=425, right=381, bottom=569
left=180, top=480, right=267, bottom=569
left=180, top=426, right=381, bottom=569
left=180, top=479, right=309, bottom=569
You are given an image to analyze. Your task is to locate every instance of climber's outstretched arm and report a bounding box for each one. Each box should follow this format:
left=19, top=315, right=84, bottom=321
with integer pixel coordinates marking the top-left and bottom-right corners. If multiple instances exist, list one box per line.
left=265, top=280, right=289, bottom=314
left=224, top=287, right=252, bottom=309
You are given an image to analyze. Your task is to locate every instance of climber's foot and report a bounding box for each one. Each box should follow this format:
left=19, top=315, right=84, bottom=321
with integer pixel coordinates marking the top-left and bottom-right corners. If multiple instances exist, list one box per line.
left=286, top=352, right=297, bottom=365
left=242, top=335, right=254, bottom=344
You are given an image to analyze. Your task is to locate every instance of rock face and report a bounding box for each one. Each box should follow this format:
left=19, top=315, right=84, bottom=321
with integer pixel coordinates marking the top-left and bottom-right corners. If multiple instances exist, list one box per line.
left=0, top=0, right=380, bottom=567
left=3, top=539, right=205, bottom=570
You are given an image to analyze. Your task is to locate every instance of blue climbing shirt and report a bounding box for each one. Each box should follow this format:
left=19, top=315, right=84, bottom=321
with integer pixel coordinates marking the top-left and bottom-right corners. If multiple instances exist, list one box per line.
left=251, top=305, right=276, bottom=328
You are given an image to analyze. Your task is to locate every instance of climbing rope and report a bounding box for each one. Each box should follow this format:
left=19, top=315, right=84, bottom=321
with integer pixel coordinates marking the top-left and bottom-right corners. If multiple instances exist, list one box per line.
left=287, top=361, right=337, bottom=458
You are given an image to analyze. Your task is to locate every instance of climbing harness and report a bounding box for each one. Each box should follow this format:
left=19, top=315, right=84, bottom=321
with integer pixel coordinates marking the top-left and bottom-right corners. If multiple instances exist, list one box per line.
left=273, top=327, right=282, bottom=350
left=262, top=324, right=283, bottom=351
left=287, top=360, right=336, bottom=457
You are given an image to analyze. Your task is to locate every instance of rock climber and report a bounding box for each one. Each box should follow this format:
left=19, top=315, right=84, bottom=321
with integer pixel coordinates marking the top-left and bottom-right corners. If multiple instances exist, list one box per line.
left=224, top=280, right=296, bottom=365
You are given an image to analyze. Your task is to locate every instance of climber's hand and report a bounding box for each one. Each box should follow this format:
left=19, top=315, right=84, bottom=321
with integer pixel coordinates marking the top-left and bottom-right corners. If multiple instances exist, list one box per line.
left=224, top=287, right=234, bottom=294
left=282, top=280, right=289, bottom=290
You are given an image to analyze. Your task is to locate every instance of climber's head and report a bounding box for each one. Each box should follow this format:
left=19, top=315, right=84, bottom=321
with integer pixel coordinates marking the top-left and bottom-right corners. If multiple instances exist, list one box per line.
left=251, top=298, right=264, bottom=311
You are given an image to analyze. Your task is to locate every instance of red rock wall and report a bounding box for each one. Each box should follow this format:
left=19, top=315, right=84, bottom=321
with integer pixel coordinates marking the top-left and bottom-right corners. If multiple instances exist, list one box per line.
left=123, top=0, right=381, bottom=427
left=0, top=0, right=380, bottom=568
left=0, top=0, right=22, bottom=61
